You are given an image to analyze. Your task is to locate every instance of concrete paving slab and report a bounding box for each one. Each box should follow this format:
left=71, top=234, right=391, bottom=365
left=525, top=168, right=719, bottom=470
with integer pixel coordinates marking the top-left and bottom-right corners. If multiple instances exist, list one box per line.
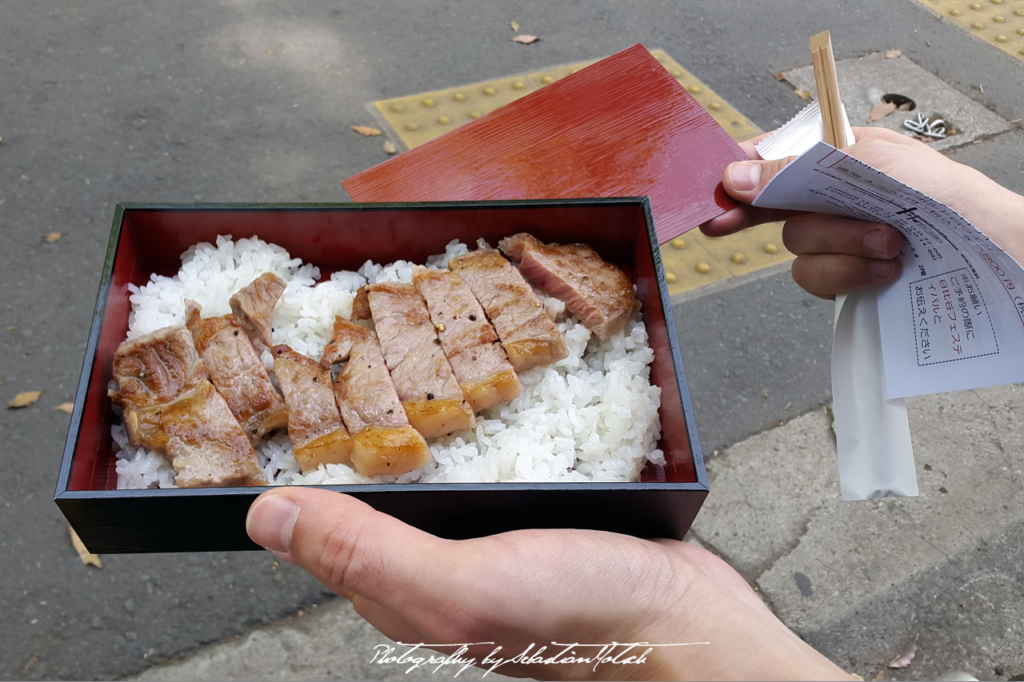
left=691, top=382, right=1023, bottom=681
left=688, top=407, right=840, bottom=580
left=130, top=600, right=517, bottom=682
left=782, top=52, right=1013, bottom=151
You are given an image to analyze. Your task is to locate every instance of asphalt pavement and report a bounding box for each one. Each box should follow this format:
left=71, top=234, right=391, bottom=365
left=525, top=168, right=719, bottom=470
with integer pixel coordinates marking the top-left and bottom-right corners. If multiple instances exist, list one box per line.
left=1, top=1, right=1021, bottom=680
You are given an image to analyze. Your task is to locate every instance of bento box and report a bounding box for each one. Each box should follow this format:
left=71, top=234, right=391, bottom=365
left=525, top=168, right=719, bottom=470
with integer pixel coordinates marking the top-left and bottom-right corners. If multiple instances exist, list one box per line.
left=54, top=198, right=708, bottom=553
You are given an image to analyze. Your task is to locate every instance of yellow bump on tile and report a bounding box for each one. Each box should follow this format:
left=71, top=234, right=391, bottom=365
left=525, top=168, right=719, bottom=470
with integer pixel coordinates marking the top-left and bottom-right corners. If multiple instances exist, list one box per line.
left=671, top=238, right=686, bottom=249
left=659, top=234, right=731, bottom=295
left=916, top=0, right=1024, bottom=61
left=373, top=72, right=541, bottom=149
left=371, top=48, right=760, bottom=152
left=682, top=221, right=794, bottom=278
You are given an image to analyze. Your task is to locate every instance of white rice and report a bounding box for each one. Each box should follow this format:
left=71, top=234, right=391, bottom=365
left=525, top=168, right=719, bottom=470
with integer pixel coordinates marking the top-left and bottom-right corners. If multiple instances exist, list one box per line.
left=114, top=236, right=664, bottom=488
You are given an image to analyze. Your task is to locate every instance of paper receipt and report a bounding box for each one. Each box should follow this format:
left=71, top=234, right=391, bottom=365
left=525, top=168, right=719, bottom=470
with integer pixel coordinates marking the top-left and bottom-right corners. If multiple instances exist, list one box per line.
left=753, top=141, right=1024, bottom=399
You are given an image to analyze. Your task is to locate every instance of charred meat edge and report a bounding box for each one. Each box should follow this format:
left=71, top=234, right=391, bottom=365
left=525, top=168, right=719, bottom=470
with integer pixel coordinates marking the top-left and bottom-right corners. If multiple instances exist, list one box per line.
left=109, top=325, right=267, bottom=488
left=352, top=283, right=475, bottom=439
left=321, top=316, right=432, bottom=477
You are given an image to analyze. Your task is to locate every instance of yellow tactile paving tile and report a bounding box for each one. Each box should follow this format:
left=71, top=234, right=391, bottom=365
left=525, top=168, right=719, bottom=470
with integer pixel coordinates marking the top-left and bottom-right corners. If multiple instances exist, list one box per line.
left=368, top=48, right=793, bottom=297
left=659, top=234, right=733, bottom=295
left=690, top=222, right=791, bottom=278
left=915, top=0, right=1024, bottom=61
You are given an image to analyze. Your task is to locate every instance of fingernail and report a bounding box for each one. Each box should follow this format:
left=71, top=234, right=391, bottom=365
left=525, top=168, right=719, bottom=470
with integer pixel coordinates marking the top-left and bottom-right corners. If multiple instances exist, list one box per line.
left=726, top=162, right=761, bottom=192
left=870, top=260, right=897, bottom=280
left=863, top=229, right=889, bottom=258
left=247, top=494, right=299, bottom=553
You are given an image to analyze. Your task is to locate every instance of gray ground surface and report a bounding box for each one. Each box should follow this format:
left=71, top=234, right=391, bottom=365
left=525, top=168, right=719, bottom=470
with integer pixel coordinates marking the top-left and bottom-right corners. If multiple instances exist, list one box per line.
left=1, top=1, right=1021, bottom=680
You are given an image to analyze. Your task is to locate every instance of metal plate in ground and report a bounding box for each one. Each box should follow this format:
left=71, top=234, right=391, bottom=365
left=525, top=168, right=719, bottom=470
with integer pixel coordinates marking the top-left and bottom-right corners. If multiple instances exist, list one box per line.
left=368, top=49, right=792, bottom=299
left=915, top=0, right=1024, bottom=61
left=783, top=52, right=1013, bottom=151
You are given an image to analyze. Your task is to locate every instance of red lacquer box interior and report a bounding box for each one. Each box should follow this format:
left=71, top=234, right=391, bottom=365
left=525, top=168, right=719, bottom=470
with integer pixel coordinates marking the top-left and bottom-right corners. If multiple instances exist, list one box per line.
left=55, top=199, right=708, bottom=553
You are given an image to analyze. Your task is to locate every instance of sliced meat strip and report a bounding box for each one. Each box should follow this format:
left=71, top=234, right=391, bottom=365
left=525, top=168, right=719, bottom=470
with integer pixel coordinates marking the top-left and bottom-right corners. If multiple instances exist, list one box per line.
left=272, top=344, right=353, bottom=474
left=230, top=272, right=286, bottom=348
left=354, top=283, right=475, bottom=438
left=185, top=300, right=289, bottom=445
left=411, top=265, right=522, bottom=412
left=448, top=245, right=568, bottom=372
left=321, top=316, right=432, bottom=477
left=109, top=326, right=267, bottom=488
left=499, top=232, right=642, bottom=340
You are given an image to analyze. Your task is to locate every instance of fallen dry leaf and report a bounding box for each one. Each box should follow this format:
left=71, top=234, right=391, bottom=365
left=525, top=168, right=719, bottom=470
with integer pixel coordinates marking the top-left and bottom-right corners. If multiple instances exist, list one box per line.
left=9, top=390, right=42, bottom=408
left=848, top=674, right=864, bottom=681
left=873, top=669, right=885, bottom=682
left=794, top=88, right=812, bottom=100
left=870, top=102, right=896, bottom=122
left=886, top=632, right=919, bottom=669
left=54, top=402, right=74, bottom=414
left=885, top=49, right=902, bottom=59
left=382, top=140, right=397, bottom=155
left=24, top=652, right=38, bottom=672
left=70, top=526, right=102, bottom=568
left=773, top=72, right=785, bottom=81
left=510, top=19, right=519, bottom=31
left=512, top=34, right=540, bottom=44
left=351, top=125, right=382, bottom=137
left=44, top=232, right=62, bottom=243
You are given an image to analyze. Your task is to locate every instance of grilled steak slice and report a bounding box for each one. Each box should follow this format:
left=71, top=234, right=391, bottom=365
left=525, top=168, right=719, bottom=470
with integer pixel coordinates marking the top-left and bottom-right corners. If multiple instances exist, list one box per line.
left=448, top=246, right=568, bottom=372
left=109, top=325, right=267, bottom=488
left=322, top=316, right=432, bottom=477
left=411, top=265, right=522, bottom=412
left=185, top=300, right=289, bottom=445
left=355, top=283, right=474, bottom=438
left=229, top=272, right=286, bottom=348
left=272, top=344, right=353, bottom=473
left=499, top=233, right=641, bottom=340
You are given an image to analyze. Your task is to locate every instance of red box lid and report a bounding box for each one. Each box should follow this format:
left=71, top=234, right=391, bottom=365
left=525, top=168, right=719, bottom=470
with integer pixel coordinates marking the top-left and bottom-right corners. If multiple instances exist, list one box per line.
left=343, top=44, right=747, bottom=244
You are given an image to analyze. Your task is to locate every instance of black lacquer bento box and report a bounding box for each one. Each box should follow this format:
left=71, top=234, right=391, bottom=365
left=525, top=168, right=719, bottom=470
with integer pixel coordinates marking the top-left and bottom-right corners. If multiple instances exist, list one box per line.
left=54, top=198, right=708, bottom=553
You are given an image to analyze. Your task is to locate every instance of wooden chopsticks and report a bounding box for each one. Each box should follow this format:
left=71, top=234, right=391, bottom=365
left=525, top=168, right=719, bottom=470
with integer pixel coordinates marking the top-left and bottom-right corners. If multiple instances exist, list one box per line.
left=810, top=30, right=848, bottom=148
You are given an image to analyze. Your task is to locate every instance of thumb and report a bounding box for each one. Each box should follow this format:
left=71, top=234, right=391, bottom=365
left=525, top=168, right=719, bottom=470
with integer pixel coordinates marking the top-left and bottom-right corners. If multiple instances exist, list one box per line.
left=246, top=488, right=450, bottom=604
left=721, top=156, right=797, bottom=204
left=700, top=156, right=801, bottom=237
